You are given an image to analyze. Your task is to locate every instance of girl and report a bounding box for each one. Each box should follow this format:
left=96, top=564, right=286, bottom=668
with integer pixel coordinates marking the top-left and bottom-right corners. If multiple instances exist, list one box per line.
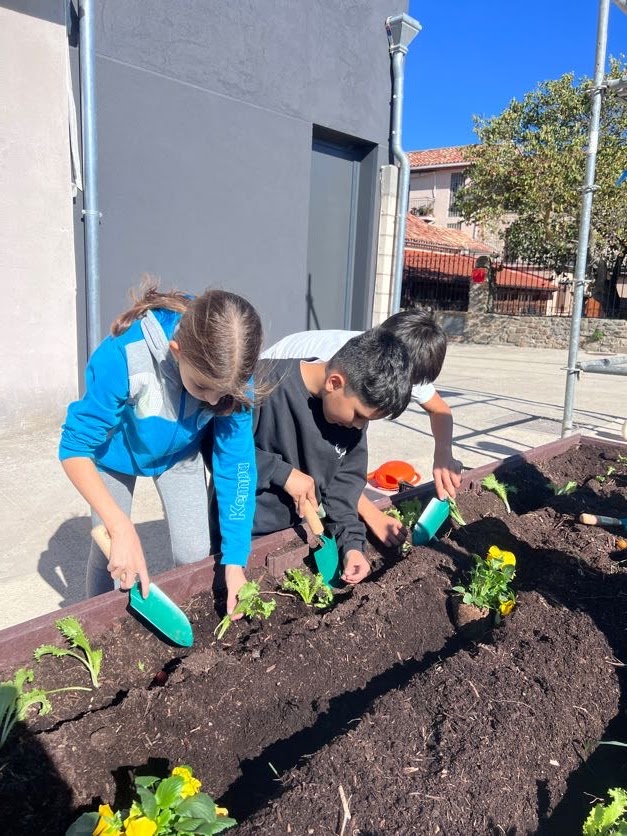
left=59, top=281, right=261, bottom=615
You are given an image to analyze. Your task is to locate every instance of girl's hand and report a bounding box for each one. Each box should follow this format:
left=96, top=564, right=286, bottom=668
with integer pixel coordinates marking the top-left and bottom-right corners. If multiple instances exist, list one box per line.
left=341, top=549, right=371, bottom=584
left=107, top=522, right=151, bottom=598
left=225, top=564, right=247, bottom=618
left=283, top=468, right=318, bottom=518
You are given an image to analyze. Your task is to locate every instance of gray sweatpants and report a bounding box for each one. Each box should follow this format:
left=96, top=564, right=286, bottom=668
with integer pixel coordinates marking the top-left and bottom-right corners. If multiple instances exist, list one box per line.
left=87, top=451, right=211, bottom=597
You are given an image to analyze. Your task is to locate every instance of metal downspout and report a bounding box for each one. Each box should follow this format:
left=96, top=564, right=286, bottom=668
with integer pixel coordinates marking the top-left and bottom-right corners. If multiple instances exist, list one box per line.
left=386, top=14, right=421, bottom=315
left=78, top=0, right=101, bottom=355
left=561, top=0, right=610, bottom=436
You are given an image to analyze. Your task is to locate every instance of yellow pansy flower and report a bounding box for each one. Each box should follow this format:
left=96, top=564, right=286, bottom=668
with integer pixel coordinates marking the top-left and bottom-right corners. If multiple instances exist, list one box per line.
left=93, top=805, right=122, bottom=836
left=172, top=765, right=202, bottom=798
left=487, top=545, right=516, bottom=566
left=500, top=599, right=515, bottom=616
left=216, top=806, right=229, bottom=817
left=123, top=817, right=157, bottom=836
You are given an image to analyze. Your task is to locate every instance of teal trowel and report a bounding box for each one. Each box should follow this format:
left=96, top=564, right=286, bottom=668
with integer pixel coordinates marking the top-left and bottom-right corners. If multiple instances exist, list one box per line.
left=302, top=500, right=342, bottom=587
left=91, top=525, right=194, bottom=647
left=411, top=497, right=450, bottom=545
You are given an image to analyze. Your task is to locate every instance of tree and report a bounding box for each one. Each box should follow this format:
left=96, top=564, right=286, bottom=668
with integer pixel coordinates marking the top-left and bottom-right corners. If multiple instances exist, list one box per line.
left=457, top=60, right=627, bottom=282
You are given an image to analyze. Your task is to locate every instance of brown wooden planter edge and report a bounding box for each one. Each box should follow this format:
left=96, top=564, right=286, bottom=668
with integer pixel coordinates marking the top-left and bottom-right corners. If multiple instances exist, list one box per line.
left=0, top=432, right=610, bottom=671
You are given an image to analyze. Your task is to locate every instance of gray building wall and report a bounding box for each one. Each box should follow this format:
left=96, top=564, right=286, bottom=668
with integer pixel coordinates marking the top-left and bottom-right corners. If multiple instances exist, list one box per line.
left=78, top=0, right=406, bottom=351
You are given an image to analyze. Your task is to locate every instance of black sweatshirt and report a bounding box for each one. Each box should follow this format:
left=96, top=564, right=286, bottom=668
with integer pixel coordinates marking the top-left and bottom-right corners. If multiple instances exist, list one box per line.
left=252, top=359, right=367, bottom=557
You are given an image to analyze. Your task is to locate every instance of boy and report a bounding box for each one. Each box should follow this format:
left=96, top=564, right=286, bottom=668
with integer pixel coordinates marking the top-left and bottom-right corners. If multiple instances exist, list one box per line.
left=251, top=329, right=412, bottom=584
left=262, top=310, right=462, bottom=548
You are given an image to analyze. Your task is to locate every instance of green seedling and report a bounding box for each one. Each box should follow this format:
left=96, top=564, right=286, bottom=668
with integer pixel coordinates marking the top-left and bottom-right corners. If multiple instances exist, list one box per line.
left=617, top=454, right=627, bottom=465
left=34, top=616, right=103, bottom=688
left=550, top=480, right=578, bottom=496
left=481, top=473, right=516, bottom=514
left=214, top=581, right=276, bottom=640
left=281, top=568, right=333, bottom=609
left=582, top=786, right=627, bottom=835
left=596, top=465, right=617, bottom=484
left=0, top=667, right=90, bottom=748
left=447, top=497, right=466, bottom=526
left=385, top=497, right=423, bottom=529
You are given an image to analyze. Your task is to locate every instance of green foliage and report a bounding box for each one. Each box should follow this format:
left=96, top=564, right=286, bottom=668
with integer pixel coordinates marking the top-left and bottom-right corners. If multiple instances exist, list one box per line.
left=583, top=787, right=627, bottom=835
left=281, top=568, right=333, bottom=609
left=0, top=684, right=19, bottom=750
left=34, top=616, right=103, bottom=688
left=452, top=546, right=516, bottom=618
left=385, top=497, right=423, bottom=529
left=588, top=327, right=606, bottom=343
left=66, top=765, right=237, bottom=834
left=214, top=581, right=276, bottom=640
left=456, top=61, right=627, bottom=270
left=550, top=480, right=578, bottom=496
left=481, top=473, right=517, bottom=514
left=596, top=465, right=617, bottom=483
left=447, top=497, right=466, bottom=526
left=0, top=667, right=90, bottom=748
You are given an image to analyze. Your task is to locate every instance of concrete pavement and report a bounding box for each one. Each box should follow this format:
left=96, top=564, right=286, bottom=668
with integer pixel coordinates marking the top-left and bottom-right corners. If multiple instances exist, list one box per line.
left=1, top=342, right=625, bottom=631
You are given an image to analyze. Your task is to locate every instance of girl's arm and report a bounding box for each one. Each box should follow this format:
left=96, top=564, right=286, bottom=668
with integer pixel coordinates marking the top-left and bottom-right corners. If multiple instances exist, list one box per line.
left=62, top=457, right=150, bottom=596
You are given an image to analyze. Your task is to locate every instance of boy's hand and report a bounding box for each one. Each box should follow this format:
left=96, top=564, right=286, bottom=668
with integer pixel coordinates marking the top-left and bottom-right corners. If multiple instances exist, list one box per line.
left=284, top=468, right=318, bottom=518
left=225, top=565, right=247, bottom=619
left=432, top=452, right=462, bottom=500
left=341, top=549, right=371, bottom=584
left=367, top=507, right=408, bottom=548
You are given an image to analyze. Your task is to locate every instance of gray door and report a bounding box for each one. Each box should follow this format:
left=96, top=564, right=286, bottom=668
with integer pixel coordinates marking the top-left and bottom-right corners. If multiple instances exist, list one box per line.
left=306, top=140, right=360, bottom=330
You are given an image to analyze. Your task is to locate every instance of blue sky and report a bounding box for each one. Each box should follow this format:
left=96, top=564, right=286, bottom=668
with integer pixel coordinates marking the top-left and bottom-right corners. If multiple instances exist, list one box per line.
left=404, top=0, right=627, bottom=150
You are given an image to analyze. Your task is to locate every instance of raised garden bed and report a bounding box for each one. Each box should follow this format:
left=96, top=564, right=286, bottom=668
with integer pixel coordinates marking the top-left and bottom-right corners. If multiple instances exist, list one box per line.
left=3, top=435, right=627, bottom=835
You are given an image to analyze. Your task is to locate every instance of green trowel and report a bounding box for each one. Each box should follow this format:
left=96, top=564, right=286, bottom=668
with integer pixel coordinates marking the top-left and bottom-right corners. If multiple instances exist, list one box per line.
left=91, top=525, right=194, bottom=647
left=411, top=497, right=450, bottom=545
left=302, top=500, right=341, bottom=587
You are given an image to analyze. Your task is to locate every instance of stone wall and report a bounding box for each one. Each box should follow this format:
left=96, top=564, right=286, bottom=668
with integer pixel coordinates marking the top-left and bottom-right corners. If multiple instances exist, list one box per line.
left=436, top=279, right=627, bottom=352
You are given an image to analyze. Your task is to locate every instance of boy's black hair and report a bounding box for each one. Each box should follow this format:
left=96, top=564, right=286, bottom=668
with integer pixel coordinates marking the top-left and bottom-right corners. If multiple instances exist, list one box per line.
left=327, top=330, right=412, bottom=420
left=380, top=309, right=447, bottom=385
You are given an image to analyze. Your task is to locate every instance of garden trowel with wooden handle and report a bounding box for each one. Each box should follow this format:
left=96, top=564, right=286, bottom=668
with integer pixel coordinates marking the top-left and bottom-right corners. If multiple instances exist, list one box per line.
left=579, top=512, right=627, bottom=531
left=91, top=525, right=194, bottom=647
left=301, top=500, right=341, bottom=587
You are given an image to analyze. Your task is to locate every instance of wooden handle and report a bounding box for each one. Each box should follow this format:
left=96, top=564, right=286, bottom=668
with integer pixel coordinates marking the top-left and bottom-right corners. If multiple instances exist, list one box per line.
left=302, top=500, right=324, bottom=537
left=91, top=524, right=112, bottom=558
left=579, top=513, right=622, bottom=527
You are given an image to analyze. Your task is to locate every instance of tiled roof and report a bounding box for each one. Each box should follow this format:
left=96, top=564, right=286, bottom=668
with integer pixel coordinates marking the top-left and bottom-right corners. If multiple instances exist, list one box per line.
left=408, top=145, right=475, bottom=169
left=403, top=249, right=557, bottom=292
left=405, top=214, right=493, bottom=254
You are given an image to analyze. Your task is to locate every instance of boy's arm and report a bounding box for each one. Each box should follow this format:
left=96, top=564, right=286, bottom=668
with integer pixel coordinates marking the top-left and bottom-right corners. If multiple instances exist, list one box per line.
left=420, top=391, right=462, bottom=499
left=255, top=447, right=318, bottom=516
left=323, top=433, right=368, bottom=557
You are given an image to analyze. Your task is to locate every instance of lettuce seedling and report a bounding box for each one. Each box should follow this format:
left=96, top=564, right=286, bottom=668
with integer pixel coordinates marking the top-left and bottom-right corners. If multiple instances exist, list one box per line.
left=550, top=480, right=578, bottom=496
left=481, top=473, right=516, bottom=514
left=34, top=616, right=103, bottom=688
left=447, top=497, right=466, bottom=526
left=214, top=581, right=276, bottom=640
left=583, top=786, right=627, bottom=835
left=385, top=497, right=422, bottom=529
left=0, top=667, right=90, bottom=748
left=281, top=568, right=333, bottom=609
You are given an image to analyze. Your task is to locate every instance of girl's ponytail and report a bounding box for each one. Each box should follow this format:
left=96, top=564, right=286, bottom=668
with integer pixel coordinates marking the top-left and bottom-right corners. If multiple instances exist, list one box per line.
left=111, top=276, right=190, bottom=336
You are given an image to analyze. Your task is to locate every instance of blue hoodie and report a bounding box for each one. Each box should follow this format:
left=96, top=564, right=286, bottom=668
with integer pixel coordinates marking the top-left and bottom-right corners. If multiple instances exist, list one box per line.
left=59, top=308, right=256, bottom=566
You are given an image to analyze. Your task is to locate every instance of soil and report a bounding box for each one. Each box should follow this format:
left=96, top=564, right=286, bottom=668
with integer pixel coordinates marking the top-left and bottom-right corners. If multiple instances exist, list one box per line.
left=3, top=441, right=627, bottom=835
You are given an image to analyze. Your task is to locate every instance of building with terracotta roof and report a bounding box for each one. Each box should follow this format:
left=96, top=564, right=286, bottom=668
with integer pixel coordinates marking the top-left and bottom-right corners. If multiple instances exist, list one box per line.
left=408, top=145, right=479, bottom=241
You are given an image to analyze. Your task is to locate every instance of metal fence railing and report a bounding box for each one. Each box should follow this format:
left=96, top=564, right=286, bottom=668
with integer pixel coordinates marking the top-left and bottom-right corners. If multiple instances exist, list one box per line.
left=402, top=248, right=627, bottom=319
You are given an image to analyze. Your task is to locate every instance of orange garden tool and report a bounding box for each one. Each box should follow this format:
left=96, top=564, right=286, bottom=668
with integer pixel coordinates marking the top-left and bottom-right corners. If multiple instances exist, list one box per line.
left=367, top=460, right=421, bottom=491
left=301, top=500, right=341, bottom=587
